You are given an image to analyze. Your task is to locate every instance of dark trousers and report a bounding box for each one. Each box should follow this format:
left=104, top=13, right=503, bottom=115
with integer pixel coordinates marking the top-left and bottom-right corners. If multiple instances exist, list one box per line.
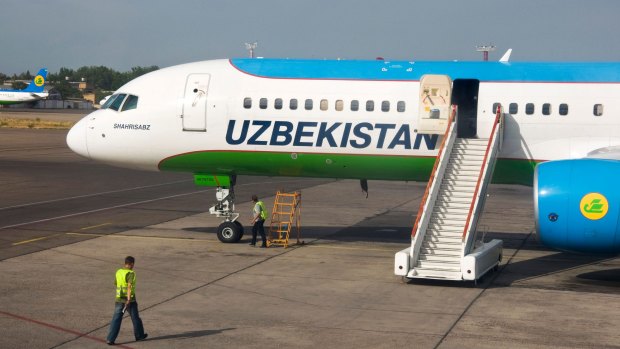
left=107, top=301, right=146, bottom=342
left=251, top=219, right=266, bottom=246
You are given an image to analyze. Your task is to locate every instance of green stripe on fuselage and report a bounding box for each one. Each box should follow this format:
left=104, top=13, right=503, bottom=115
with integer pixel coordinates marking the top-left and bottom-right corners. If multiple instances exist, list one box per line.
left=159, top=151, right=538, bottom=186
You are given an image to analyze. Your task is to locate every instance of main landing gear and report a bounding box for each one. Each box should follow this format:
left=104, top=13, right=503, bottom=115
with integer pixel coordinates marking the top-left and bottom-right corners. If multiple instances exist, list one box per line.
left=208, top=185, right=244, bottom=243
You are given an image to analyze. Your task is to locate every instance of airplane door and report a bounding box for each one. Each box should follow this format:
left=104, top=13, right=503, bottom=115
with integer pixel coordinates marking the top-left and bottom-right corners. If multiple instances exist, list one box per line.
left=417, top=75, right=452, bottom=134
left=181, top=74, right=210, bottom=132
left=452, top=79, right=480, bottom=138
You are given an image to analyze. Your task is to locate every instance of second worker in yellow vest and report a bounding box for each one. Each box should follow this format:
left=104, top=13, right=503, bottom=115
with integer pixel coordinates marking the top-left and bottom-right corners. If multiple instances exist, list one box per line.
left=250, top=194, right=268, bottom=247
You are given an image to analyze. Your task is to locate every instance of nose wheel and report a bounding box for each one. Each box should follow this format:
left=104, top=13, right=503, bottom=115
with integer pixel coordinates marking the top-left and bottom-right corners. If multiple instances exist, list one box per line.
left=216, top=220, right=244, bottom=243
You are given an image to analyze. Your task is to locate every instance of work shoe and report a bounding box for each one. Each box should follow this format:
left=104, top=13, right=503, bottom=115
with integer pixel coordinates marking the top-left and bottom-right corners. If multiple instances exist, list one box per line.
left=249, top=243, right=255, bottom=246
left=106, top=341, right=115, bottom=345
left=137, top=333, right=148, bottom=341
left=260, top=244, right=267, bottom=248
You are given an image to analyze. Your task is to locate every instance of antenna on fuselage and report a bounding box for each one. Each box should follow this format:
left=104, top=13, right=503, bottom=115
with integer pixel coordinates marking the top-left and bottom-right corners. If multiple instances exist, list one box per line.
left=245, top=42, right=258, bottom=58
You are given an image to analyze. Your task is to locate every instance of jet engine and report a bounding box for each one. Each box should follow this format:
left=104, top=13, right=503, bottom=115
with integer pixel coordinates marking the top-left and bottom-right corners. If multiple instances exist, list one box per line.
left=534, top=158, right=620, bottom=254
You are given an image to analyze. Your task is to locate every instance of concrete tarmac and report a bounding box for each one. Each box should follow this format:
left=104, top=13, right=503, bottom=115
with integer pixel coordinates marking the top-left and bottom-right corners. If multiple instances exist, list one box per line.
left=1, top=127, right=620, bottom=349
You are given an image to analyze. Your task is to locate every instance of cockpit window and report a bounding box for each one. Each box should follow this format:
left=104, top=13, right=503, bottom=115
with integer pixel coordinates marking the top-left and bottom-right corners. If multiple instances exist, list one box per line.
left=101, top=94, right=118, bottom=109
left=121, top=95, right=139, bottom=111
left=108, top=94, right=127, bottom=111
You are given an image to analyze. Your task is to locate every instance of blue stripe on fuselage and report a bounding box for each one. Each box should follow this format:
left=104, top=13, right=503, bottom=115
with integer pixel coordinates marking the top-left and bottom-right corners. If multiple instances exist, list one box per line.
left=230, top=59, right=620, bottom=83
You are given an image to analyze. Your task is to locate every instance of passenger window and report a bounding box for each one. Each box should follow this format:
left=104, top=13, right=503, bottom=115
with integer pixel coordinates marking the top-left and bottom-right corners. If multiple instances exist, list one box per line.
left=594, top=104, right=604, bottom=116
left=351, top=100, right=359, bottom=111
left=259, top=98, right=268, bottom=109
left=305, top=99, right=313, bottom=110
left=381, top=101, right=390, bottom=112
left=492, top=103, right=500, bottom=114
left=509, top=103, right=518, bottom=114
left=243, top=97, right=252, bottom=109
left=109, top=94, right=127, bottom=111
left=121, top=95, right=139, bottom=111
left=559, top=103, right=569, bottom=116
left=542, top=103, right=551, bottom=115
left=335, top=100, right=344, bottom=111
left=274, top=98, right=283, bottom=110
left=397, top=101, right=406, bottom=112
left=290, top=99, right=298, bottom=110
left=525, top=103, right=535, bottom=115
left=366, top=100, right=374, bottom=112
left=320, top=99, right=328, bottom=111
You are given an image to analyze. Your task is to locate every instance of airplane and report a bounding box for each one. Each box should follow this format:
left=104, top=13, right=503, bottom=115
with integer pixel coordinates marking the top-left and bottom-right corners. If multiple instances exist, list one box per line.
left=0, top=68, right=49, bottom=105
left=65, top=57, right=620, bottom=272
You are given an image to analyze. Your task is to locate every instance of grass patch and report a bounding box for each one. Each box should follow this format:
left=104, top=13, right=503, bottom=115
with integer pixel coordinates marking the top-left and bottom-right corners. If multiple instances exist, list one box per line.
left=0, top=117, right=74, bottom=129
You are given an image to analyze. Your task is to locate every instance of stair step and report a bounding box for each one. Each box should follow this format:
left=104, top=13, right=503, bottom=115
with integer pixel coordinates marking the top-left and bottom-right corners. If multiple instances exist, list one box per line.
left=420, top=247, right=462, bottom=256
left=436, top=196, right=472, bottom=204
left=453, top=143, right=487, bottom=149
left=432, top=206, right=469, bottom=214
left=422, top=241, right=462, bottom=250
left=446, top=160, right=482, bottom=171
left=425, top=234, right=462, bottom=243
left=443, top=173, right=478, bottom=181
left=426, top=227, right=463, bottom=235
left=440, top=184, right=476, bottom=192
left=411, top=268, right=463, bottom=280
left=418, top=254, right=462, bottom=262
left=456, top=138, right=489, bottom=144
left=430, top=212, right=467, bottom=221
left=429, top=219, right=466, bottom=227
left=416, top=260, right=461, bottom=270
left=452, top=149, right=485, bottom=155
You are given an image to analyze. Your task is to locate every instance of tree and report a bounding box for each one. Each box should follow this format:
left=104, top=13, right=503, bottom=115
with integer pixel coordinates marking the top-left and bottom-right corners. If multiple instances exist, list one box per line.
left=12, top=81, right=27, bottom=90
left=53, top=80, right=82, bottom=99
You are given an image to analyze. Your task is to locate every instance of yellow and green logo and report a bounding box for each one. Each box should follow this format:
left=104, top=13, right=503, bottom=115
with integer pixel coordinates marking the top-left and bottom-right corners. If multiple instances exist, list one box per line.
left=580, top=193, right=608, bottom=220
left=34, top=75, right=45, bottom=87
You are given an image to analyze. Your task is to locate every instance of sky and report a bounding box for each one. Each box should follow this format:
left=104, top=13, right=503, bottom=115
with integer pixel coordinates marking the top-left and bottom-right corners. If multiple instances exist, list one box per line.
left=1, top=0, right=620, bottom=74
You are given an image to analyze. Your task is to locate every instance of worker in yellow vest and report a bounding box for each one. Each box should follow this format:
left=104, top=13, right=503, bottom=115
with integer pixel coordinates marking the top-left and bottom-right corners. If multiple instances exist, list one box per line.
left=249, top=194, right=268, bottom=247
left=106, top=256, right=148, bottom=345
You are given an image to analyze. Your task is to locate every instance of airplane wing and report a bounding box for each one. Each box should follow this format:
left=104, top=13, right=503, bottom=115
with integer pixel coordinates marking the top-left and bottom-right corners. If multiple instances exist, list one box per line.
left=586, top=146, right=620, bottom=160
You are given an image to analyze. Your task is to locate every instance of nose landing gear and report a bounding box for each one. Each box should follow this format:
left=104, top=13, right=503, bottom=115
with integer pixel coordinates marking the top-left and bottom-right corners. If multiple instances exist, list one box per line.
left=209, top=186, right=244, bottom=243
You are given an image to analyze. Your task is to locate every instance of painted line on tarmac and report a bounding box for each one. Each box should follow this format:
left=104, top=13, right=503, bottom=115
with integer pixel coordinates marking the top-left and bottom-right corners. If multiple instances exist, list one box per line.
left=0, top=178, right=320, bottom=231
left=80, top=222, right=112, bottom=230
left=0, top=310, right=134, bottom=349
left=306, top=244, right=396, bottom=252
left=12, top=233, right=64, bottom=246
left=67, top=232, right=209, bottom=242
left=0, top=179, right=193, bottom=211
left=11, top=223, right=111, bottom=246
left=0, top=189, right=213, bottom=230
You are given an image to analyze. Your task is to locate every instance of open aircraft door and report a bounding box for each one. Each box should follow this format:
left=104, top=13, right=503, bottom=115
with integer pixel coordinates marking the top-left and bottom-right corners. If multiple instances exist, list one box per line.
left=181, top=73, right=210, bottom=132
left=417, top=75, right=452, bottom=134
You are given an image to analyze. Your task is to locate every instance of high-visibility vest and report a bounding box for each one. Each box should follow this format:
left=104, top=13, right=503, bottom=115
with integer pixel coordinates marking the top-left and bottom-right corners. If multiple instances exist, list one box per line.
left=257, top=201, right=267, bottom=220
left=115, top=268, right=136, bottom=302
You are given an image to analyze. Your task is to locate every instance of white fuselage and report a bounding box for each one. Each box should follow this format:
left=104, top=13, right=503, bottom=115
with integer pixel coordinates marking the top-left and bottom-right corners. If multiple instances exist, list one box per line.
left=67, top=59, right=620, bottom=180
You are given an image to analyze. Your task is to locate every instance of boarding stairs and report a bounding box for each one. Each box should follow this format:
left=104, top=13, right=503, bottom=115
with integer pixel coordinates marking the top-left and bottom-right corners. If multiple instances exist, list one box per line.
left=395, top=105, right=504, bottom=281
left=267, top=191, right=302, bottom=248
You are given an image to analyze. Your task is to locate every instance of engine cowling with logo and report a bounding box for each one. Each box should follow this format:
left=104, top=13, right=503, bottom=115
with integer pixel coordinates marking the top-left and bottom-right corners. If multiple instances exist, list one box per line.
left=534, top=159, right=620, bottom=254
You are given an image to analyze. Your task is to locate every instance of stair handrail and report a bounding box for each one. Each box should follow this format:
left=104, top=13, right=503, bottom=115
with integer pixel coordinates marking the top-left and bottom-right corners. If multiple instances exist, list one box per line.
left=461, top=105, right=504, bottom=246
left=411, top=105, right=458, bottom=238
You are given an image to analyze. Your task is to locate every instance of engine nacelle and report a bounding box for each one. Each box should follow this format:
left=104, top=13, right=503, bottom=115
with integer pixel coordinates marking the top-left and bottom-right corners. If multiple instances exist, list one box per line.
left=535, top=159, right=620, bottom=254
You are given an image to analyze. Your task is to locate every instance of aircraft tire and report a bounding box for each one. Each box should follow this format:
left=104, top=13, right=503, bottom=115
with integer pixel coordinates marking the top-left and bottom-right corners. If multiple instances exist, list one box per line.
left=233, top=221, right=244, bottom=239
left=217, top=221, right=242, bottom=243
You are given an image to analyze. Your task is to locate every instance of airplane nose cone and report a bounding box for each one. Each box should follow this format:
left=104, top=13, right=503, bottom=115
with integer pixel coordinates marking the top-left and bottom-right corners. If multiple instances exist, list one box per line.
left=66, top=118, right=90, bottom=159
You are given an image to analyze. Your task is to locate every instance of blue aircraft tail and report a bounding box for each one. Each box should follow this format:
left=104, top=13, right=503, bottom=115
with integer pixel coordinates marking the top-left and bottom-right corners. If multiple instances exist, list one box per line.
left=22, top=68, right=48, bottom=92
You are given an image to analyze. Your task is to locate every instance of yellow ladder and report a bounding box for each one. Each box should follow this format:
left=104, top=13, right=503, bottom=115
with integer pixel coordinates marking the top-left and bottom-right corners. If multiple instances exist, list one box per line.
left=267, top=191, right=301, bottom=248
